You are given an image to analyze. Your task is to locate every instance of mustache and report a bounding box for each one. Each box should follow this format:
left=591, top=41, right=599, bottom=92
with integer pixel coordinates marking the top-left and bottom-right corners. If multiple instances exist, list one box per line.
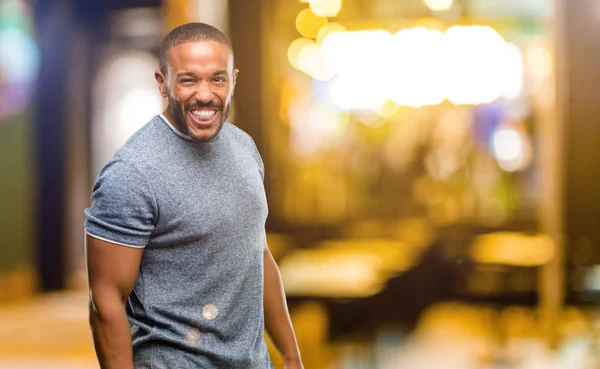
left=185, top=102, right=222, bottom=110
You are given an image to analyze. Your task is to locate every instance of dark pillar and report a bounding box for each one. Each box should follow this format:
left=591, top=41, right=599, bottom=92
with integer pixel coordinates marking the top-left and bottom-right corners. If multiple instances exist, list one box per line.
left=33, top=0, right=74, bottom=291
left=227, top=0, right=264, bottom=148
left=563, top=0, right=600, bottom=262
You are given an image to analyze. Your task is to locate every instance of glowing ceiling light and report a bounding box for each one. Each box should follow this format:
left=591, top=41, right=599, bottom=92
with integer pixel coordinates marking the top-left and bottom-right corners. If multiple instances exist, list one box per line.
left=309, top=0, right=342, bottom=17
left=388, top=27, right=446, bottom=107
left=321, top=30, right=392, bottom=76
left=316, top=22, right=346, bottom=44
left=296, top=8, right=328, bottom=39
left=321, top=30, right=392, bottom=110
left=313, top=25, right=524, bottom=109
left=329, top=77, right=388, bottom=110
left=443, top=25, right=511, bottom=105
left=502, top=43, right=524, bottom=100
left=423, top=0, right=453, bottom=11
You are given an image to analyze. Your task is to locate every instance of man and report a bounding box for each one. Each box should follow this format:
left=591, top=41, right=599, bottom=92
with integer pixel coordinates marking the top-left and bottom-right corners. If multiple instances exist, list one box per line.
left=85, top=22, right=303, bottom=369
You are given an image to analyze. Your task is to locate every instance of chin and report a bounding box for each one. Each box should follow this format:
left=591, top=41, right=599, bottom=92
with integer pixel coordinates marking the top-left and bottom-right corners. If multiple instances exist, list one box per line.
left=188, top=120, right=225, bottom=143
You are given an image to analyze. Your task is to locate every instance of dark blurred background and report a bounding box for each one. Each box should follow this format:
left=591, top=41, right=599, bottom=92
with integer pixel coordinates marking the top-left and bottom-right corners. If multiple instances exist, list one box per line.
left=1, top=0, right=600, bottom=368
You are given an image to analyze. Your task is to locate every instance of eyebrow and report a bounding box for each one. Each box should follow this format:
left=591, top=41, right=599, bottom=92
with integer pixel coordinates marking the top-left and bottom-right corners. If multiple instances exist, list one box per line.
left=176, top=72, right=195, bottom=78
left=176, top=70, right=228, bottom=78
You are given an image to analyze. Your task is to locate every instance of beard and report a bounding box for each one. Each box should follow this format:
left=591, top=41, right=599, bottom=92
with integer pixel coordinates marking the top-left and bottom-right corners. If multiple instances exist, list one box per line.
left=166, top=94, right=232, bottom=143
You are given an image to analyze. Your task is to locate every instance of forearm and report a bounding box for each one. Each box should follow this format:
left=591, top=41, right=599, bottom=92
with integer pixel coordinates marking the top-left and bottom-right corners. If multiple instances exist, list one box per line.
left=263, top=250, right=301, bottom=362
left=89, top=300, right=134, bottom=369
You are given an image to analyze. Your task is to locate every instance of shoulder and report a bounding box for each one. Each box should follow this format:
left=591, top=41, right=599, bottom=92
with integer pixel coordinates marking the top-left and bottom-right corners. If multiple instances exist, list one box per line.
left=95, top=116, right=167, bottom=183
left=112, top=116, right=167, bottom=165
left=221, top=123, right=264, bottom=177
left=221, top=122, right=252, bottom=142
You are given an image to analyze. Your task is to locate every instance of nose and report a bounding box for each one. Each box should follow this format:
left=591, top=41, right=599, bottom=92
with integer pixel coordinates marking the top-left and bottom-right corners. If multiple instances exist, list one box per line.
left=194, top=82, right=214, bottom=103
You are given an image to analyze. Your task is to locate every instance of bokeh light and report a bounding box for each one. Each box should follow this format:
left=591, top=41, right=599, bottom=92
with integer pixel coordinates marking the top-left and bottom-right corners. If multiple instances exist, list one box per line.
left=373, top=99, right=400, bottom=118
left=288, top=37, right=315, bottom=70
left=0, top=28, right=38, bottom=85
left=0, top=0, right=39, bottom=120
left=490, top=125, right=531, bottom=172
left=527, top=42, right=553, bottom=79
left=296, top=8, right=328, bottom=39
left=305, top=26, right=524, bottom=110
left=297, top=42, right=335, bottom=80
left=309, top=0, right=342, bottom=18
left=471, top=233, right=555, bottom=267
left=321, top=29, right=391, bottom=76
left=288, top=98, right=348, bottom=156
left=316, top=22, right=346, bottom=44
left=423, top=0, right=454, bottom=12
left=388, top=27, right=446, bottom=107
left=502, top=43, right=524, bottom=100
left=443, top=25, right=514, bottom=105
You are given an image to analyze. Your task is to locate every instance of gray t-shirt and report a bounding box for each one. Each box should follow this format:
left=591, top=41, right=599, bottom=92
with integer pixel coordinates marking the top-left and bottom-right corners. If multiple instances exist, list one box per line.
left=85, top=115, right=273, bottom=368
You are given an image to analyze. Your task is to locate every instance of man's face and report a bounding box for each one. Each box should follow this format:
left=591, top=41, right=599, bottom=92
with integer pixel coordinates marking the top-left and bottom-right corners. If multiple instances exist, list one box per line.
left=155, top=41, right=238, bottom=142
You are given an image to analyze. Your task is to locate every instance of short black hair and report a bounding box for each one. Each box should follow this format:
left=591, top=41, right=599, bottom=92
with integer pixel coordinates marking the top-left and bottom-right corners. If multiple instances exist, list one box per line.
left=159, top=22, right=233, bottom=75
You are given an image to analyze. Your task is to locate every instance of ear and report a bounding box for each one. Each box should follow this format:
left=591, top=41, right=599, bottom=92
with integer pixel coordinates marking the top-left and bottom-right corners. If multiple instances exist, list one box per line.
left=154, top=70, right=168, bottom=98
left=231, top=68, right=239, bottom=96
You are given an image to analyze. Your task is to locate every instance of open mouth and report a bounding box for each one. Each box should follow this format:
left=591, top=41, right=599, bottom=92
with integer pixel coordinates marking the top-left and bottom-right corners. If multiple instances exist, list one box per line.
left=188, top=109, right=219, bottom=127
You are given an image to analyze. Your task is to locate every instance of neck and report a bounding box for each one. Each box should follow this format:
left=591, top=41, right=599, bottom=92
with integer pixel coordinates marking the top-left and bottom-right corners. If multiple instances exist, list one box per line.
left=162, top=109, right=188, bottom=137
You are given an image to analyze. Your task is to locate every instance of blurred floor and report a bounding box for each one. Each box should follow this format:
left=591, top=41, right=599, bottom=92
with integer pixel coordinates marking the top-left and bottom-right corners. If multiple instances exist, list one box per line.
left=0, top=291, right=97, bottom=368
left=1, top=291, right=598, bottom=368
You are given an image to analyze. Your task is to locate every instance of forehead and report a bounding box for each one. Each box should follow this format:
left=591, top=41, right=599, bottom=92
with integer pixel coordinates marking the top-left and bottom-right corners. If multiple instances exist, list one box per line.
left=167, top=41, right=233, bottom=73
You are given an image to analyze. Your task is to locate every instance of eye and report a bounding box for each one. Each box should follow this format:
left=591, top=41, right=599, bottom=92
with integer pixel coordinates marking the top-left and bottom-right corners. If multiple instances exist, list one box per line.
left=214, top=77, right=227, bottom=83
left=180, top=78, right=195, bottom=84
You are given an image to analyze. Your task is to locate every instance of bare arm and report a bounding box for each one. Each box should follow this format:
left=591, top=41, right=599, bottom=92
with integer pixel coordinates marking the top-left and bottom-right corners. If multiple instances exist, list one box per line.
left=263, top=240, right=303, bottom=368
left=86, top=234, right=144, bottom=369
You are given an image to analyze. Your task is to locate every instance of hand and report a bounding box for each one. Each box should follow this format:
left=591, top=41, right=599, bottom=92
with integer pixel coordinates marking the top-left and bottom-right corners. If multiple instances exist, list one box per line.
left=284, top=358, right=304, bottom=369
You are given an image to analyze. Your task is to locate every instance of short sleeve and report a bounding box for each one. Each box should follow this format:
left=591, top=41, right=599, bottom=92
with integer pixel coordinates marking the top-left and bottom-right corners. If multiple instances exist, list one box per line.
left=84, top=159, right=157, bottom=247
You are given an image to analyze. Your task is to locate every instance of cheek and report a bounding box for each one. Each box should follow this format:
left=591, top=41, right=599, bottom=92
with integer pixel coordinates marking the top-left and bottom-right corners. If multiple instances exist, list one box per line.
left=224, top=86, right=234, bottom=105
left=164, top=83, right=179, bottom=102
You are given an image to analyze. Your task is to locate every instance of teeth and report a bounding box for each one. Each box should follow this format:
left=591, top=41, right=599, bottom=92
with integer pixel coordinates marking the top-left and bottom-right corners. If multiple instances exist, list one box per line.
left=191, top=110, right=216, bottom=120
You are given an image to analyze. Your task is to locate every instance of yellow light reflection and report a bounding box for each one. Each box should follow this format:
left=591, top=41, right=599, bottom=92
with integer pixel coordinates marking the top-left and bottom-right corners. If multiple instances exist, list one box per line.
left=309, top=0, right=342, bottom=17
left=296, top=8, right=328, bottom=39
left=423, top=0, right=453, bottom=11
left=471, top=232, right=555, bottom=267
left=287, top=37, right=315, bottom=70
left=316, top=22, right=346, bottom=44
